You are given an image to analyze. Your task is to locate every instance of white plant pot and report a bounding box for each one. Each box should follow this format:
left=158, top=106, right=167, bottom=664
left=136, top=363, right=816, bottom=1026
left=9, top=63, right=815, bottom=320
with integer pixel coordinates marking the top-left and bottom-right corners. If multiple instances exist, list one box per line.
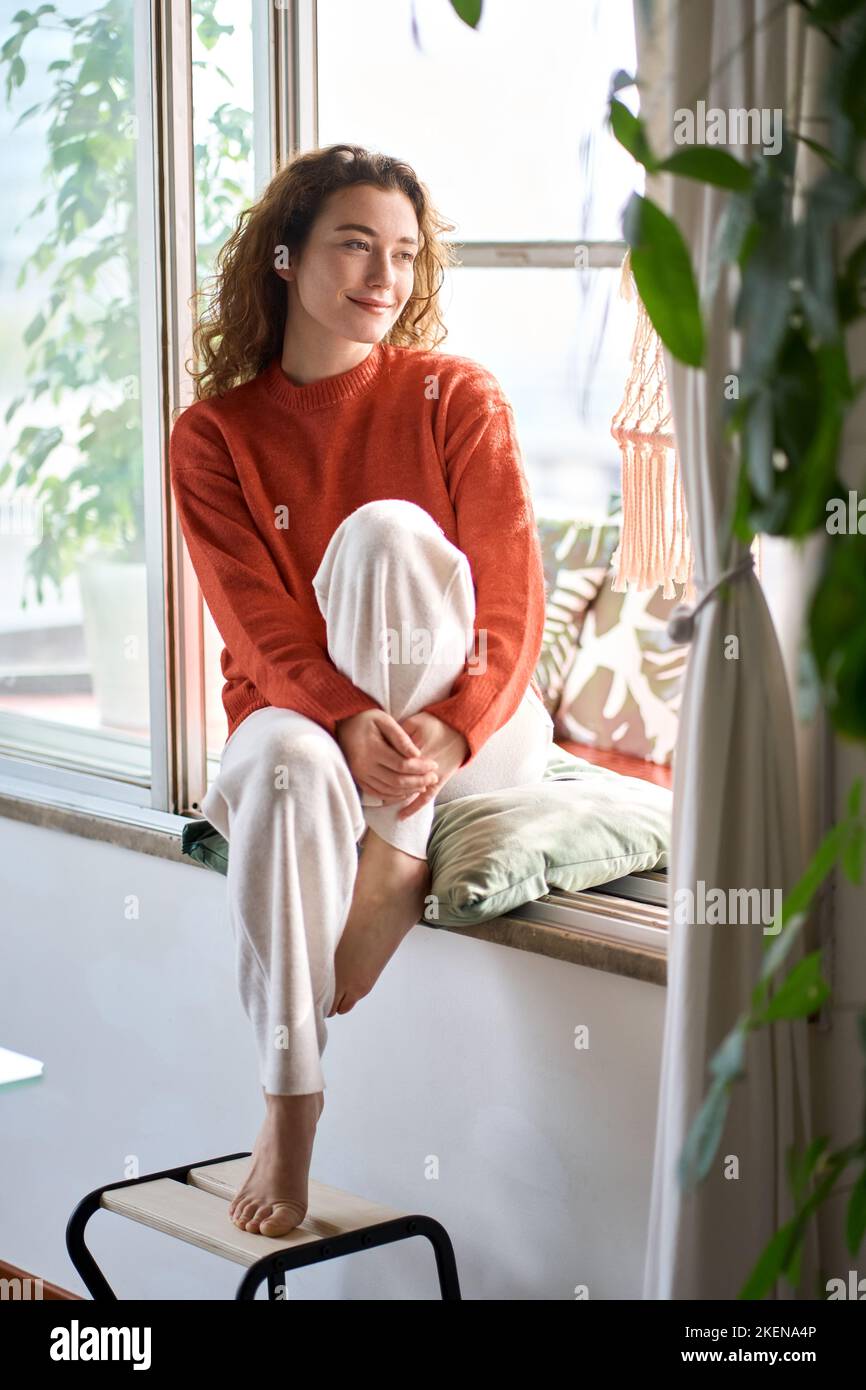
left=78, top=558, right=151, bottom=734
left=78, top=557, right=228, bottom=745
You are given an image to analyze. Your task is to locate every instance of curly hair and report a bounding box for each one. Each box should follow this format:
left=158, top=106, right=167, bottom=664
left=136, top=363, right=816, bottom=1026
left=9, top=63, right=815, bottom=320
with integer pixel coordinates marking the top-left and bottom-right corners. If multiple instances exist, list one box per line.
left=186, top=143, right=461, bottom=403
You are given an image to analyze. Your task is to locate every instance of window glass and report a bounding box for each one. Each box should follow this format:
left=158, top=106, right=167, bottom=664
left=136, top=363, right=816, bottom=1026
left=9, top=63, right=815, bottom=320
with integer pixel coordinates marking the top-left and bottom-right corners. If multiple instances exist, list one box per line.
left=0, top=0, right=152, bottom=779
left=188, top=0, right=258, bottom=762
left=318, top=0, right=639, bottom=242
left=440, top=265, right=635, bottom=518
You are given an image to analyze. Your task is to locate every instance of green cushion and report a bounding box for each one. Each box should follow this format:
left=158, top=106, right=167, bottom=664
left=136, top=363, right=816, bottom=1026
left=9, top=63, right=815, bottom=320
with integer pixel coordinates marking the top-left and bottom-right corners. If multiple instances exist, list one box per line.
left=181, top=816, right=229, bottom=875
left=423, top=746, right=669, bottom=926
left=181, top=746, right=669, bottom=929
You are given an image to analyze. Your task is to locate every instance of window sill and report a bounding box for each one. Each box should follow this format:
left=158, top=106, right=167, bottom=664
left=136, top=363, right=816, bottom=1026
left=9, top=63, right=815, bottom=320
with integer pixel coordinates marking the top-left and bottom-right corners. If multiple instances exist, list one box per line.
left=0, top=775, right=667, bottom=987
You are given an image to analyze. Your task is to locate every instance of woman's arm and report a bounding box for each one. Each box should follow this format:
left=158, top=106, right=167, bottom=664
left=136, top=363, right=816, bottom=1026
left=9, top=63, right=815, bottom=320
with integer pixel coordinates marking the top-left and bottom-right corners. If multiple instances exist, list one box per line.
left=422, top=373, right=546, bottom=768
left=169, top=404, right=380, bottom=736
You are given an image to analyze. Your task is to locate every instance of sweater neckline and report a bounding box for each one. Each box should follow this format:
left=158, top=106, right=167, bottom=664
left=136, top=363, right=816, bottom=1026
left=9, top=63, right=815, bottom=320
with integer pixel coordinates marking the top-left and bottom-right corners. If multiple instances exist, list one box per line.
left=260, top=341, right=387, bottom=411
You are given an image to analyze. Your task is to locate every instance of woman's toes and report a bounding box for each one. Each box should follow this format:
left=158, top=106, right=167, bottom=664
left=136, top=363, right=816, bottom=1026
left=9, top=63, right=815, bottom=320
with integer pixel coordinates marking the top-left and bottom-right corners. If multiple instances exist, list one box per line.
left=234, top=1200, right=256, bottom=1227
left=244, top=1205, right=268, bottom=1233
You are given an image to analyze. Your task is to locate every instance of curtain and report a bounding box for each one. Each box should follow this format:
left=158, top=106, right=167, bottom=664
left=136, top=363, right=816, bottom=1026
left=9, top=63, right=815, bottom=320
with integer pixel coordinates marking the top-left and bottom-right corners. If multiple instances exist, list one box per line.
left=634, top=0, right=831, bottom=1299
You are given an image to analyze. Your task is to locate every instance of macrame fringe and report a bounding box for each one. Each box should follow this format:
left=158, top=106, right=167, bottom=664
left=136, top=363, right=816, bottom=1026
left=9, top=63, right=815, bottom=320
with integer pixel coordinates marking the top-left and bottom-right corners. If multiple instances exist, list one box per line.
left=610, top=250, right=695, bottom=605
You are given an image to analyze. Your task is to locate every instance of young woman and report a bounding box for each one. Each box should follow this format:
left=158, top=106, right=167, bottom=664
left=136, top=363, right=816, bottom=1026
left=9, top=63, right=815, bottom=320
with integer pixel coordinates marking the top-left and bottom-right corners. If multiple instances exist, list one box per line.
left=169, top=144, right=554, bottom=1238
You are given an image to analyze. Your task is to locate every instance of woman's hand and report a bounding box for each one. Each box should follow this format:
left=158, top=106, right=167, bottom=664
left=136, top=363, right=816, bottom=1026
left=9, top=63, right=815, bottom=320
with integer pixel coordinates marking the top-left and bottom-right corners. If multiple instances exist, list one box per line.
left=335, top=709, right=440, bottom=805
left=393, top=712, right=469, bottom=820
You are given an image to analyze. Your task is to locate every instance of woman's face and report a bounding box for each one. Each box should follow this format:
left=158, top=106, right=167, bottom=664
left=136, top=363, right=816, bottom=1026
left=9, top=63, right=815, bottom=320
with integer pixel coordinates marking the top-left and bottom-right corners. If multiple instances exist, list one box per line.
left=278, top=183, right=420, bottom=345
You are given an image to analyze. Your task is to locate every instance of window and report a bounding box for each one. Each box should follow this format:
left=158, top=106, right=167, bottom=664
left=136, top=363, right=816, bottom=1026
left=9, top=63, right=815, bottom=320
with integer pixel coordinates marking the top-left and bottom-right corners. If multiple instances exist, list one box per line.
left=0, top=0, right=271, bottom=805
left=0, top=0, right=156, bottom=794
left=318, top=0, right=643, bottom=517
left=188, top=1, right=264, bottom=762
left=0, top=0, right=658, bottom=889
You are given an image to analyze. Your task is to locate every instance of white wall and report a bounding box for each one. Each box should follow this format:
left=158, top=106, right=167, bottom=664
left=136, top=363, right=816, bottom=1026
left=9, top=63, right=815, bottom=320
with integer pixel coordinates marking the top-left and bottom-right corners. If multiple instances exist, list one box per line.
left=1, top=815, right=664, bottom=1301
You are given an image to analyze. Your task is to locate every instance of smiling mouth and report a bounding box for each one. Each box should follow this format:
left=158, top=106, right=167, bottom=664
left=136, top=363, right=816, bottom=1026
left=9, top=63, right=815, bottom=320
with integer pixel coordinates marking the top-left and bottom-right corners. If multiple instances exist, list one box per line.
left=348, top=297, right=393, bottom=311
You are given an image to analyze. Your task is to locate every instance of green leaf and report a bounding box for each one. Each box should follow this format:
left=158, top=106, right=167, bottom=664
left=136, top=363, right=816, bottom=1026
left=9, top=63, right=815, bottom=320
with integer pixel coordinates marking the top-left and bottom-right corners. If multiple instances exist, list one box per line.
left=842, top=822, right=865, bottom=885
left=736, top=226, right=794, bottom=388
left=609, top=98, right=656, bottom=170
left=623, top=193, right=705, bottom=366
left=23, top=311, right=46, bottom=346
left=838, top=235, right=866, bottom=323
left=754, top=951, right=830, bottom=1023
left=789, top=129, right=844, bottom=170
left=758, top=910, right=809, bottom=987
left=656, top=147, right=754, bottom=190
left=708, top=1023, right=747, bottom=1084
left=767, top=822, right=846, bottom=933
left=798, top=214, right=839, bottom=344
left=809, top=532, right=866, bottom=740
left=448, top=0, right=483, bottom=23
left=739, top=1219, right=800, bottom=1299
left=704, top=191, right=754, bottom=309
left=13, top=100, right=41, bottom=128
left=678, top=1076, right=730, bottom=1190
left=788, top=1135, right=830, bottom=1205
left=846, top=777, right=863, bottom=817
left=743, top=389, right=774, bottom=501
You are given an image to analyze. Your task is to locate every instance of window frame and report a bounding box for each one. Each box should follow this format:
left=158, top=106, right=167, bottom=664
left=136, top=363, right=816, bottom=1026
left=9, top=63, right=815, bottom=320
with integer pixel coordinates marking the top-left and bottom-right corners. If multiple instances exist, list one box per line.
left=0, top=1, right=669, bottom=942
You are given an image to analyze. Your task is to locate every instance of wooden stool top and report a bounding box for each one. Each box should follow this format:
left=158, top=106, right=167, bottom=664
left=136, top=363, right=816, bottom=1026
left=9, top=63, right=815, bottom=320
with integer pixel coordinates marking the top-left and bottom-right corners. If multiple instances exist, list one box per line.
left=100, top=1158, right=407, bottom=1268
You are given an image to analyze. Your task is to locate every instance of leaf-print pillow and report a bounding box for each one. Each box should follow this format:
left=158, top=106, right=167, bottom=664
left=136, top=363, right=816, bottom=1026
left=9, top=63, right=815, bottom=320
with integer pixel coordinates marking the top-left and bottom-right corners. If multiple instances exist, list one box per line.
left=533, top=518, right=621, bottom=716
left=554, top=577, right=688, bottom=765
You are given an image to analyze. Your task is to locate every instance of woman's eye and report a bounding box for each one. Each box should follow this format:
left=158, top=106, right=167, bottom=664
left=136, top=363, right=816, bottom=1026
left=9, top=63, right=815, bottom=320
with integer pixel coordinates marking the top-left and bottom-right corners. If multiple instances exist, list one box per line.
left=344, top=240, right=414, bottom=263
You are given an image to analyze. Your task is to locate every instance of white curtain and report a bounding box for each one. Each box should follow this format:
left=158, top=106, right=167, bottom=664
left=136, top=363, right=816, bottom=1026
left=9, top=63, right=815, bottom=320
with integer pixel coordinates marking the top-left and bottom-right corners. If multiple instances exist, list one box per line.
left=634, top=0, right=831, bottom=1299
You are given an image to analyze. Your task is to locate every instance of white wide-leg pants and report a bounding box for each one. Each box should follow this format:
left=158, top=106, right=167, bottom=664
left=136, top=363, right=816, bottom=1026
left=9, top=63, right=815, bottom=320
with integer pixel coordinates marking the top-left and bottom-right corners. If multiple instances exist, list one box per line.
left=201, top=500, right=554, bottom=1095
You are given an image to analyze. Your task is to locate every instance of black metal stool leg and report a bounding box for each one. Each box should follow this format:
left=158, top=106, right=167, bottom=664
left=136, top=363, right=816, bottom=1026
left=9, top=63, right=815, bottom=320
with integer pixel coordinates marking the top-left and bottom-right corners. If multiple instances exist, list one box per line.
left=66, top=1152, right=252, bottom=1301
left=414, top=1216, right=462, bottom=1299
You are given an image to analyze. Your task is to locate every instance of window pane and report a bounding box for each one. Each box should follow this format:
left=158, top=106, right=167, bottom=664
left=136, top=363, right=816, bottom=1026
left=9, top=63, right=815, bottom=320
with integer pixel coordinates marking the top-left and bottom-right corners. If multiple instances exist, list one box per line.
left=440, top=266, right=634, bottom=518
left=0, top=0, right=153, bottom=780
left=187, top=0, right=259, bottom=764
left=317, top=0, right=639, bottom=242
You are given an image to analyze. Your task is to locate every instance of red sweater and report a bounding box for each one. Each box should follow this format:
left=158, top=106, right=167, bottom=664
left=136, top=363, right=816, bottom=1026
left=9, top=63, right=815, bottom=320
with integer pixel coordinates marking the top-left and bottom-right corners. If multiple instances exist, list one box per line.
left=169, top=341, right=546, bottom=768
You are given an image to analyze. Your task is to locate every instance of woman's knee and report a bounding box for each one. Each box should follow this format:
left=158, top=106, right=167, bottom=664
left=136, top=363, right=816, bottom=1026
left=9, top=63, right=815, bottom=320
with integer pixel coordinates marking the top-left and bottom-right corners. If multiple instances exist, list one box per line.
left=245, top=720, right=361, bottom=818
left=342, top=498, right=449, bottom=553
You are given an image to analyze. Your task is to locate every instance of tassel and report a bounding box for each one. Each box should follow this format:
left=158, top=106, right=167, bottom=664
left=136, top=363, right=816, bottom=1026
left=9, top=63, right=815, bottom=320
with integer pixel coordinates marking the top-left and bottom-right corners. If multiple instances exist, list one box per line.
left=609, top=250, right=695, bottom=604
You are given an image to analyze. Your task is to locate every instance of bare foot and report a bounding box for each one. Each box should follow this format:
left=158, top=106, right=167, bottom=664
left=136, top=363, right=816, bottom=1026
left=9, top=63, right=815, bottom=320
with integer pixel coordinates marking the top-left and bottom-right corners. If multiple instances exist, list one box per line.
left=328, top=828, right=431, bottom=1016
left=228, top=1088, right=324, bottom=1237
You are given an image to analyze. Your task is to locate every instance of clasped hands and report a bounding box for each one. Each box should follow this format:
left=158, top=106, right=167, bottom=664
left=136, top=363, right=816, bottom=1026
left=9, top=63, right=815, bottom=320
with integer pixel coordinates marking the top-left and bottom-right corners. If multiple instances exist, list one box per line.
left=334, top=709, right=469, bottom=820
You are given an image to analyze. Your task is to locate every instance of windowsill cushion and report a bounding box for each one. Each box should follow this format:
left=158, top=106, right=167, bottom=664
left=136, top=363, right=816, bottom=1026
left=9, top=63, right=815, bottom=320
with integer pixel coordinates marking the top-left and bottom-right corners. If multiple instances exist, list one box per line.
left=181, top=746, right=670, bottom=929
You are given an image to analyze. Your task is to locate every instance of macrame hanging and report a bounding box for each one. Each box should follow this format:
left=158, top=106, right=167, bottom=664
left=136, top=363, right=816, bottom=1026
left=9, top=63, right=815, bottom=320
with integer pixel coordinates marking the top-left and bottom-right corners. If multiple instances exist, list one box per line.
left=609, top=249, right=695, bottom=602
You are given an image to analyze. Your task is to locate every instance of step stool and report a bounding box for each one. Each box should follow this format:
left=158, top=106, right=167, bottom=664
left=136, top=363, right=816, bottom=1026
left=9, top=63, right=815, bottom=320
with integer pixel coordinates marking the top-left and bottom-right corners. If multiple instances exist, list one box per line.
left=66, top=1151, right=461, bottom=1300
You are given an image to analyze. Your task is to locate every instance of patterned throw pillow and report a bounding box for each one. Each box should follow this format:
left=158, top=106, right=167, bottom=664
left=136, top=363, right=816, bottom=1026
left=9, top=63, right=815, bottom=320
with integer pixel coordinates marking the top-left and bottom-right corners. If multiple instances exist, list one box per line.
left=554, top=576, right=688, bottom=765
left=533, top=518, right=621, bottom=716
